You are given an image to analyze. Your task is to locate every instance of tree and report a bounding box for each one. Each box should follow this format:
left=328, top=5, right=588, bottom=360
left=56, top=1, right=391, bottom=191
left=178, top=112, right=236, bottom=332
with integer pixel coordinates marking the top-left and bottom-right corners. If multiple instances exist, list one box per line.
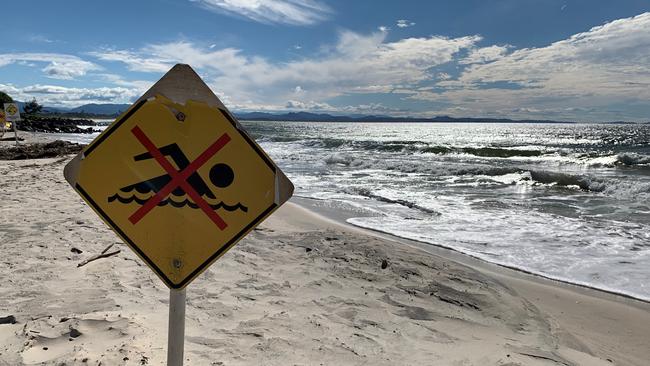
left=23, top=98, right=43, bottom=115
left=0, top=91, right=12, bottom=105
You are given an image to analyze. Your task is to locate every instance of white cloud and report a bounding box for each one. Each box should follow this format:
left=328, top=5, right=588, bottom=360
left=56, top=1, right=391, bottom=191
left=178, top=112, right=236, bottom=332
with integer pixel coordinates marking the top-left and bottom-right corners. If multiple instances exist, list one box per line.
left=88, top=49, right=172, bottom=73
left=413, top=12, right=650, bottom=120
left=460, top=45, right=510, bottom=64
left=98, top=73, right=153, bottom=90
left=396, top=19, right=415, bottom=28
left=0, top=53, right=100, bottom=80
left=455, top=13, right=650, bottom=91
left=42, top=62, right=87, bottom=79
left=190, top=0, right=331, bottom=25
left=284, top=100, right=401, bottom=115
left=92, top=43, right=258, bottom=75
left=91, top=31, right=480, bottom=110
left=6, top=12, right=650, bottom=120
left=0, top=83, right=140, bottom=107
left=285, top=99, right=333, bottom=110
left=378, top=26, right=390, bottom=33
left=339, top=103, right=403, bottom=114
left=27, top=34, right=55, bottom=43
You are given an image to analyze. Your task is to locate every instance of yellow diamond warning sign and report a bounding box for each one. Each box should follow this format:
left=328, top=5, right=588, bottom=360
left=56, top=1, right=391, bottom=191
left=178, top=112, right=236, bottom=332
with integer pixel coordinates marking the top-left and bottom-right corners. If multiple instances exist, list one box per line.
left=4, top=102, right=21, bottom=122
left=64, top=64, right=293, bottom=289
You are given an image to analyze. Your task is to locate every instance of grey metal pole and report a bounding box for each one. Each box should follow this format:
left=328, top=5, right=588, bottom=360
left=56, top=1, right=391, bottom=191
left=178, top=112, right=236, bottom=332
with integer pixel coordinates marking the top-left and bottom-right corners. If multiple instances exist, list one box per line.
left=167, top=288, right=186, bottom=366
left=13, top=120, right=18, bottom=145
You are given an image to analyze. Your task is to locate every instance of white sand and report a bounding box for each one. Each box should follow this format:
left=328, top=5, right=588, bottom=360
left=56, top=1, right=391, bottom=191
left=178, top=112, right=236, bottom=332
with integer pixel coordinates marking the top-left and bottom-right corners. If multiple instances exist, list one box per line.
left=1, top=156, right=649, bottom=365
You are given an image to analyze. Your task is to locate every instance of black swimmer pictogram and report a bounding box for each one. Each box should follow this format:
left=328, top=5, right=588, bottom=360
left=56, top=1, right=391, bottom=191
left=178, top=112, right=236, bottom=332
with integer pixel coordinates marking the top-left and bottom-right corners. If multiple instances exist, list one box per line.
left=108, top=143, right=248, bottom=212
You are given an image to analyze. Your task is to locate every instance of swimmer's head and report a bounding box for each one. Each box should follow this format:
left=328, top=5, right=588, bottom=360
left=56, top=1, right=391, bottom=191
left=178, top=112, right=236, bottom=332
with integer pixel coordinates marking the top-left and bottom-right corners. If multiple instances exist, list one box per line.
left=209, top=163, right=234, bottom=188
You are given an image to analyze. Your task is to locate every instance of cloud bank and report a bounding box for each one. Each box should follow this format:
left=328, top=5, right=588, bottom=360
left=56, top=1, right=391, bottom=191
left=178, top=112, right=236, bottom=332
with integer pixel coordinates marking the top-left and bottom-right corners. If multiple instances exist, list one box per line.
left=0, top=53, right=99, bottom=80
left=2, top=12, right=650, bottom=120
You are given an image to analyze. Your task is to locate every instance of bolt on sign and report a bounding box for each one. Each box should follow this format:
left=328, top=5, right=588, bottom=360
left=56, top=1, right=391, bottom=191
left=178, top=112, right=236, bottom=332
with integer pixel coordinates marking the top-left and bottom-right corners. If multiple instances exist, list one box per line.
left=64, top=64, right=294, bottom=289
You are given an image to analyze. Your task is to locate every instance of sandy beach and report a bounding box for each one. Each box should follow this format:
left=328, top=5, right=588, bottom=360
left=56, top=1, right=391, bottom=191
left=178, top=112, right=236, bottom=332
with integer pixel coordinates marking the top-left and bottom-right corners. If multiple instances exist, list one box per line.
left=1, top=146, right=650, bottom=365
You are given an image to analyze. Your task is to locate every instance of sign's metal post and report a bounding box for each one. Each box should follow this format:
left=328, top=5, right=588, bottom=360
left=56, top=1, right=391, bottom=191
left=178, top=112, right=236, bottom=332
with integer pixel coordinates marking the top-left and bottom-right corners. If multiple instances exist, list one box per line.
left=167, top=288, right=186, bottom=366
left=13, top=120, right=19, bottom=146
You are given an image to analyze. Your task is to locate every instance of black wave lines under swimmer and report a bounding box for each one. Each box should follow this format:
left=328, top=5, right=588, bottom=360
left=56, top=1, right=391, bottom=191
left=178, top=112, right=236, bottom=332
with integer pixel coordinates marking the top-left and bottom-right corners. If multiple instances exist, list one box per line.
left=107, top=193, right=248, bottom=212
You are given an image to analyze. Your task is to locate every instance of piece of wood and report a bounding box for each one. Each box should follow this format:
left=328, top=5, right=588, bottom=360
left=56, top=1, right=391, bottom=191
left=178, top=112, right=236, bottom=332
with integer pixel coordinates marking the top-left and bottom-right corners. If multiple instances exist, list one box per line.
left=77, top=249, right=120, bottom=267
left=101, top=243, right=115, bottom=254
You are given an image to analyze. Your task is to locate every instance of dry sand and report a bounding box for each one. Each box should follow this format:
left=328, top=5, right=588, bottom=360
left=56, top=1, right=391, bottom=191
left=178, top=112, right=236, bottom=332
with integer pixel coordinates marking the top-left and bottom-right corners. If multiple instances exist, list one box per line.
left=1, top=155, right=649, bottom=365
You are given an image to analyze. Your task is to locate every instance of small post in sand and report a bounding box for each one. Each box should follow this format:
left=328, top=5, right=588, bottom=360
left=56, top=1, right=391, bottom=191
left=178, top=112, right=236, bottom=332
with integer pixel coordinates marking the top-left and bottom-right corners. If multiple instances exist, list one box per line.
left=167, top=288, right=186, bottom=366
left=12, top=120, right=19, bottom=146
left=0, top=111, right=5, bottom=139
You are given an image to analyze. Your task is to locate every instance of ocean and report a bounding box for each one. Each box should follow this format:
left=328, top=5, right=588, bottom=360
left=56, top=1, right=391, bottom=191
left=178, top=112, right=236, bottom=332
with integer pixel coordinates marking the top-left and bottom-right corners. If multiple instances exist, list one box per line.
left=75, top=120, right=650, bottom=301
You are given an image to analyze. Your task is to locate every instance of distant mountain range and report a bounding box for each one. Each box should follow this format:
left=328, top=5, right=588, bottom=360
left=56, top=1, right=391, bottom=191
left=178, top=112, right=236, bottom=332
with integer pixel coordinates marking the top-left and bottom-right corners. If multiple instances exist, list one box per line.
left=67, top=103, right=132, bottom=115
left=37, top=103, right=132, bottom=115
left=12, top=102, right=648, bottom=124
left=11, top=102, right=132, bottom=116
left=233, top=111, right=579, bottom=123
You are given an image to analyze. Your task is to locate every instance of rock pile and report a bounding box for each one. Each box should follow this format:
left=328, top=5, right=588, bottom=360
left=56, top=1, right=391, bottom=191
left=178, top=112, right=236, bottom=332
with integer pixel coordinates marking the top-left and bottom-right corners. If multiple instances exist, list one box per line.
left=0, top=140, right=85, bottom=160
left=18, top=116, right=100, bottom=134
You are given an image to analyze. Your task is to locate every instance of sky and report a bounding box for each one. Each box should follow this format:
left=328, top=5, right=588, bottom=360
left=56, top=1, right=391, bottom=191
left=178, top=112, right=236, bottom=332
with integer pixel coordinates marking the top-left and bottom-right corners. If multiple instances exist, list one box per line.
left=1, top=0, right=650, bottom=121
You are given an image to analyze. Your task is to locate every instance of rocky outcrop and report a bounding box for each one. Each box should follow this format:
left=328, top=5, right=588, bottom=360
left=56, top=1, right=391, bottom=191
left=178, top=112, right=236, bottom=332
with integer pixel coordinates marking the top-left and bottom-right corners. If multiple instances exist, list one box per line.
left=0, top=140, right=85, bottom=160
left=17, top=116, right=101, bottom=134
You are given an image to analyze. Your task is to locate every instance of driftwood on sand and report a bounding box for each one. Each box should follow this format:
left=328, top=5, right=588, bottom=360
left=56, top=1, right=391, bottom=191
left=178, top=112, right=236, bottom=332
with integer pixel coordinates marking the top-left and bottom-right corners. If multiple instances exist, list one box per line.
left=77, top=243, right=121, bottom=268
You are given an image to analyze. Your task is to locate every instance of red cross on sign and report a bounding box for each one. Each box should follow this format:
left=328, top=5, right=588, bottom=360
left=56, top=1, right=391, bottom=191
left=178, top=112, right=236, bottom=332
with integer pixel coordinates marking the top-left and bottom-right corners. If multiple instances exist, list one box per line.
left=129, top=126, right=231, bottom=229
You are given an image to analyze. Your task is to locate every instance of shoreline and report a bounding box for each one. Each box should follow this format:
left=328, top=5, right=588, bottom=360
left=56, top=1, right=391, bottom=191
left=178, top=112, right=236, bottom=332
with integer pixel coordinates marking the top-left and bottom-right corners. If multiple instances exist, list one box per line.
left=293, top=196, right=650, bottom=307
left=285, top=199, right=650, bottom=364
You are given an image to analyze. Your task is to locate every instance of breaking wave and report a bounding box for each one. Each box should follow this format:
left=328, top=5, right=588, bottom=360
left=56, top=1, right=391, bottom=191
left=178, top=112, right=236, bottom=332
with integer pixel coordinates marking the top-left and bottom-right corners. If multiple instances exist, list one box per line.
left=315, top=139, right=547, bottom=157
left=343, top=187, right=441, bottom=215
left=323, top=153, right=630, bottom=194
left=422, top=146, right=544, bottom=158
left=585, top=152, right=650, bottom=167
left=492, top=170, right=606, bottom=192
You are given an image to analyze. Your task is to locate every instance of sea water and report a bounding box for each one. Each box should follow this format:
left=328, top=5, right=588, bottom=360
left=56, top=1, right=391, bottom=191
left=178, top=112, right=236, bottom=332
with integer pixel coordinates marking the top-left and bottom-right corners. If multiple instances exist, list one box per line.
left=73, top=120, right=650, bottom=301
left=248, top=121, right=650, bottom=301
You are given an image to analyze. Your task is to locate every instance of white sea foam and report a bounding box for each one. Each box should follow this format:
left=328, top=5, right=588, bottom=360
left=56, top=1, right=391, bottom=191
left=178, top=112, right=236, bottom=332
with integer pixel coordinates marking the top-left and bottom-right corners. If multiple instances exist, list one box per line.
left=585, top=152, right=650, bottom=167
left=346, top=206, right=650, bottom=301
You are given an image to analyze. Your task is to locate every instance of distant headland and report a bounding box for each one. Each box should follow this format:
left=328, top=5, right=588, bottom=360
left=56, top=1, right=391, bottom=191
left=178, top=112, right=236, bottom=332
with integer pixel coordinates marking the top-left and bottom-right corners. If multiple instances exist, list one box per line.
left=7, top=100, right=649, bottom=124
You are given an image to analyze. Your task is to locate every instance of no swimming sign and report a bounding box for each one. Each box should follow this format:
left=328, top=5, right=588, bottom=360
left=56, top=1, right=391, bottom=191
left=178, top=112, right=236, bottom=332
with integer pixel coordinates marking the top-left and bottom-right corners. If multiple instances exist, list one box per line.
left=64, top=64, right=294, bottom=289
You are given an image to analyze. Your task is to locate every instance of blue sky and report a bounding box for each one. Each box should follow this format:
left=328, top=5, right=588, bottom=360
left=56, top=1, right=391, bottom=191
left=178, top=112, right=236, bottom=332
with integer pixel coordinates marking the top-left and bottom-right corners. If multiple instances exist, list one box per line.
left=1, top=1, right=650, bottom=121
